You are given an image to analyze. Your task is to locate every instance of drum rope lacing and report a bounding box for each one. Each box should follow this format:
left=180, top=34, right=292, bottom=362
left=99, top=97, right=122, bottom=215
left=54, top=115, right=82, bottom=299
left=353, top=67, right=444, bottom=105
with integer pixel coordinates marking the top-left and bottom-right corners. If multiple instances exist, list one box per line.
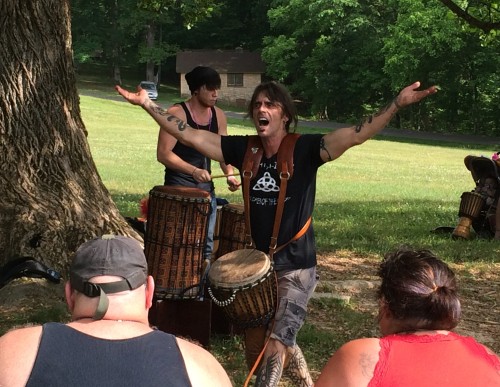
left=207, top=267, right=273, bottom=308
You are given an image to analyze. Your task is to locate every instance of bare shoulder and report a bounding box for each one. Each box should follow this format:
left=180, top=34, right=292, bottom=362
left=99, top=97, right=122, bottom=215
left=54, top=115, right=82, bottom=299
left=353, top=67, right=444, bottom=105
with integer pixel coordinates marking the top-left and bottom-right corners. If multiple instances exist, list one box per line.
left=0, top=325, right=43, bottom=351
left=214, top=105, right=226, bottom=118
left=0, top=325, right=43, bottom=387
left=315, top=338, right=381, bottom=387
left=176, top=338, right=232, bottom=387
left=214, top=106, right=228, bottom=132
left=167, top=103, right=187, bottom=120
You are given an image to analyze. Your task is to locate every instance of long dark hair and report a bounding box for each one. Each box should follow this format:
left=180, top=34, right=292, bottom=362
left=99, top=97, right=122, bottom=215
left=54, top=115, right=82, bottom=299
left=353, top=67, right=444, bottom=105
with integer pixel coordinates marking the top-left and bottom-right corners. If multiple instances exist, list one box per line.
left=246, top=81, right=298, bottom=133
left=378, top=247, right=461, bottom=331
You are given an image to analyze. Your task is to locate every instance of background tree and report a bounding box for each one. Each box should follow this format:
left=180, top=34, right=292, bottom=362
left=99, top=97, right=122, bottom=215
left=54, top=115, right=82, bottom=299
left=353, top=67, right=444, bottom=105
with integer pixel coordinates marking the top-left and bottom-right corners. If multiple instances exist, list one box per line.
left=261, top=0, right=499, bottom=135
left=438, top=0, right=500, bottom=33
left=71, top=0, right=221, bottom=84
left=0, top=0, right=138, bottom=270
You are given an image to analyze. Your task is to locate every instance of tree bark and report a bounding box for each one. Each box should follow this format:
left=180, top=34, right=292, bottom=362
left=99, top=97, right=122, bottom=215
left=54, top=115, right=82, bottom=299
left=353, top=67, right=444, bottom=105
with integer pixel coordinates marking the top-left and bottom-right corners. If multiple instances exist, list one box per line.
left=146, top=23, right=156, bottom=82
left=0, top=0, right=139, bottom=273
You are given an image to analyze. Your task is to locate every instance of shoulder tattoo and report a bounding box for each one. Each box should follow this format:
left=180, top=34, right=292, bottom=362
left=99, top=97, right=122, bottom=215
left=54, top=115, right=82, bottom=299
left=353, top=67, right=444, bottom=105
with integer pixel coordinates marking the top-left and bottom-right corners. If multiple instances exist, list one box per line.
left=359, top=351, right=377, bottom=378
left=320, top=138, right=333, bottom=161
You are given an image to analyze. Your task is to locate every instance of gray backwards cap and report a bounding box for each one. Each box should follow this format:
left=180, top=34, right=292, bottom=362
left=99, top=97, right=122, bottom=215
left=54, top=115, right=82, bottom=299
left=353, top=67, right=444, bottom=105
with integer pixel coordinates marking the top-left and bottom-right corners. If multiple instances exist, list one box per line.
left=70, top=235, right=148, bottom=320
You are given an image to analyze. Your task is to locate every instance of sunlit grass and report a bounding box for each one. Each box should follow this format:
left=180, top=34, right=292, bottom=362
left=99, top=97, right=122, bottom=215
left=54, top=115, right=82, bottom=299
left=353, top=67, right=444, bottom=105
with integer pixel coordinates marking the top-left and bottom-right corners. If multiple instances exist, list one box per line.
left=82, top=94, right=497, bottom=263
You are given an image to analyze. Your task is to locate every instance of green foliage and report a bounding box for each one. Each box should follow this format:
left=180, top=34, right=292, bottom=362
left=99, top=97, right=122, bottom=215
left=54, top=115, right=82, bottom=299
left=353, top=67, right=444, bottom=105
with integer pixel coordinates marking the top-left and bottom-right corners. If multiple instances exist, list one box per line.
left=260, top=0, right=500, bottom=134
left=138, top=42, right=179, bottom=64
left=71, top=0, right=500, bottom=134
left=71, top=0, right=220, bottom=75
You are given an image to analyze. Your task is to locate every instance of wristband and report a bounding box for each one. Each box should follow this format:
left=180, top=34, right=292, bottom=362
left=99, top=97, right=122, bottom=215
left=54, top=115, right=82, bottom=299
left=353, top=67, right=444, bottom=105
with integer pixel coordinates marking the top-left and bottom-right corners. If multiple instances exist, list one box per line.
left=393, top=98, right=403, bottom=110
left=191, top=167, right=198, bottom=176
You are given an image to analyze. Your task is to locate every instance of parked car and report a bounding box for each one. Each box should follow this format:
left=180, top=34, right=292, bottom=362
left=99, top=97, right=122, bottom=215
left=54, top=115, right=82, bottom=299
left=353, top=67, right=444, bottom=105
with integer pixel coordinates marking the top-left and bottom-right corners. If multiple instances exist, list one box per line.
left=139, top=81, right=158, bottom=100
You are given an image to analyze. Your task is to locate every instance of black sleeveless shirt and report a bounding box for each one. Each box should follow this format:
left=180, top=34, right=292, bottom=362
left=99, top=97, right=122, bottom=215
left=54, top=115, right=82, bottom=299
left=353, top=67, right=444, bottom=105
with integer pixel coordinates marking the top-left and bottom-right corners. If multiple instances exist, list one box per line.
left=164, top=102, right=219, bottom=193
left=26, top=323, right=192, bottom=387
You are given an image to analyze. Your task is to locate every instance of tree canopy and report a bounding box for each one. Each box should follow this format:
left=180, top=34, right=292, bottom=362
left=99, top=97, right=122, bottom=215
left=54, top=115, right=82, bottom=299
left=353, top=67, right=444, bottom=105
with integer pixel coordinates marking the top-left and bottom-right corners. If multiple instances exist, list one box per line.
left=70, top=0, right=499, bottom=135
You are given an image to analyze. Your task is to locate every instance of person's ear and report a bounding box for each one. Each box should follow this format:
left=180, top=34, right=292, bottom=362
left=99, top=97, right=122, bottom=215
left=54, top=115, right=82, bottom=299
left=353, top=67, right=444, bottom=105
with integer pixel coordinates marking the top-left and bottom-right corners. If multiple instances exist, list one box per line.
left=65, top=281, right=75, bottom=311
left=145, top=276, right=155, bottom=309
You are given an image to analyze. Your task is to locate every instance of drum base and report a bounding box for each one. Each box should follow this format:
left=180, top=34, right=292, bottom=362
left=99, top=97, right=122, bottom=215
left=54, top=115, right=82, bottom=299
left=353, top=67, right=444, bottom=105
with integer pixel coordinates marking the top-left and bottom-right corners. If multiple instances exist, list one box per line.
left=149, top=298, right=212, bottom=347
left=149, top=297, right=240, bottom=348
left=211, top=303, right=242, bottom=336
left=452, top=217, right=473, bottom=239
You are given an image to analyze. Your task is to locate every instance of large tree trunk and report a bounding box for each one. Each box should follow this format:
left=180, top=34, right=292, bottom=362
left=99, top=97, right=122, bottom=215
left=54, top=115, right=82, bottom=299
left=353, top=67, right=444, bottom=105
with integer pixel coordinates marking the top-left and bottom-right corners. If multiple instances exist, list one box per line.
left=145, top=23, right=156, bottom=82
left=0, top=0, right=139, bottom=273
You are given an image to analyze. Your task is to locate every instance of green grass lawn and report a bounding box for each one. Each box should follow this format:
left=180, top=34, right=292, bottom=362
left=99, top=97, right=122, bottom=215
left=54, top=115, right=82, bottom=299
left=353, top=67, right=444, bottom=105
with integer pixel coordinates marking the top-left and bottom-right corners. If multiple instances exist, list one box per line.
left=80, top=86, right=499, bottom=385
left=82, top=94, right=498, bottom=264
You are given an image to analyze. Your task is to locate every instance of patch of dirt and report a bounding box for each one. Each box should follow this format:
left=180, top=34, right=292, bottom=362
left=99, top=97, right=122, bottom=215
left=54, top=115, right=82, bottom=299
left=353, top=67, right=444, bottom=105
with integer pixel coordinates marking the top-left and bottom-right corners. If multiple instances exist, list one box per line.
left=315, top=250, right=500, bottom=354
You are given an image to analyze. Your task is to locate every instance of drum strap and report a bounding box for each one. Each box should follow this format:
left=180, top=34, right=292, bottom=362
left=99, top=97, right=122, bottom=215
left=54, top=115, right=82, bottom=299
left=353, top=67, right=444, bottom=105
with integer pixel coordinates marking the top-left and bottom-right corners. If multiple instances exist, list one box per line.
left=242, top=134, right=308, bottom=258
left=242, top=136, right=264, bottom=248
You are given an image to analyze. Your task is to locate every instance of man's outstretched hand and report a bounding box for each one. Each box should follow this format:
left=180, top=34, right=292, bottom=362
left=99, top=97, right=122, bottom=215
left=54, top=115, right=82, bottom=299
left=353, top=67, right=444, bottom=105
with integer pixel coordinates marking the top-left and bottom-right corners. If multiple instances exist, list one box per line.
left=115, top=85, right=149, bottom=107
left=396, top=81, right=438, bottom=108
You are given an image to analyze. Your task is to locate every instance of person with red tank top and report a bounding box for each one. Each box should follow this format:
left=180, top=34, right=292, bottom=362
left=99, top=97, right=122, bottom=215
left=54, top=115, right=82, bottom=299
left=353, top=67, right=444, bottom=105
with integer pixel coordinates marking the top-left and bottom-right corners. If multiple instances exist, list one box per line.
left=315, top=247, right=500, bottom=387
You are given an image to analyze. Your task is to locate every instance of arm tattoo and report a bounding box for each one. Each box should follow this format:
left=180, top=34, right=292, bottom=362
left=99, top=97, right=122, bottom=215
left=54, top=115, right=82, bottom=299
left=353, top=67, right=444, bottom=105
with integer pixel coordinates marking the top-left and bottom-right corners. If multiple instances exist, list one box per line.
left=151, top=105, right=188, bottom=131
left=255, top=351, right=284, bottom=387
left=283, top=345, right=313, bottom=387
left=166, top=115, right=187, bottom=131
left=374, top=101, right=393, bottom=117
left=355, top=101, right=395, bottom=133
left=320, top=138, right=333, bottom=161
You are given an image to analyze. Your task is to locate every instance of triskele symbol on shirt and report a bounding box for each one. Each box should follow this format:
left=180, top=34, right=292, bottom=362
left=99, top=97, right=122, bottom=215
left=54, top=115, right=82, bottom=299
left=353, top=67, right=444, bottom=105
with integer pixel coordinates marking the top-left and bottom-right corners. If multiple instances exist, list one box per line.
left=253, top=172, right=280, bottom=192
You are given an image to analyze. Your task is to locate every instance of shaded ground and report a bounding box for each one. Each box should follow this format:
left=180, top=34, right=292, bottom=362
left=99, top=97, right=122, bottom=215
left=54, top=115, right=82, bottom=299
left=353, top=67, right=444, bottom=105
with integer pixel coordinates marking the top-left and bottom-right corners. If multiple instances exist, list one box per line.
left=1, top=252, right=498, bottom=372
left=315, top=251, right=500, bottom=354
left=0, top=255, right=498, bottom=387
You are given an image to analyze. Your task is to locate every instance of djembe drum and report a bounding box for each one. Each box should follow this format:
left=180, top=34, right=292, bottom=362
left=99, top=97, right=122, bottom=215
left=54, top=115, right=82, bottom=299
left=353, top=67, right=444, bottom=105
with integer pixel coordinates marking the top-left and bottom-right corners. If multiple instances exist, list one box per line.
left=452, top=191, right=486, bottom=239
left=215, top=203, right=246, bottom=259
left=207, top=249, right=277, bottom=328
left=144, top=185, right=211, bottom=299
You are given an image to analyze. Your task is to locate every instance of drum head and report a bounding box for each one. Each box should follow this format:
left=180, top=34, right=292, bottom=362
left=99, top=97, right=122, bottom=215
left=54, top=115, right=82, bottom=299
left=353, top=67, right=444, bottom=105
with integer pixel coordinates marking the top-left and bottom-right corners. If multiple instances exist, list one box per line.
left=208, top=249, right=270, bottom=288
left=150, top=185, right=211, bottom=200
left=224, top=203, right=244, bottom=213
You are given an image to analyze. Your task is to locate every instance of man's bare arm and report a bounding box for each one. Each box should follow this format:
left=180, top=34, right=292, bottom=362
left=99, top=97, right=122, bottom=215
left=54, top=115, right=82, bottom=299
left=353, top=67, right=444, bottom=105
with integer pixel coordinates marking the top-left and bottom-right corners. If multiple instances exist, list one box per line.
left=116, top=85, right=225, bottom=163
left=320, top=81, right=437, bottom=163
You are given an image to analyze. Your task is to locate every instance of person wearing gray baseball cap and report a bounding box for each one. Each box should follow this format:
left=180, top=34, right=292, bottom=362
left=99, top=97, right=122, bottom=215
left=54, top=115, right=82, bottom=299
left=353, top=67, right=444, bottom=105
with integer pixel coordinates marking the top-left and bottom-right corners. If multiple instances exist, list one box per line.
left=0, top=235, right=232, bottom=387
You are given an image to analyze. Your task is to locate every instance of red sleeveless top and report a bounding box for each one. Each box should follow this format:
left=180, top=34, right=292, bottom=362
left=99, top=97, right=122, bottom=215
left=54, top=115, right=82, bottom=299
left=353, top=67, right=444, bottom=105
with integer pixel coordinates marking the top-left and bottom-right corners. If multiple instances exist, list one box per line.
left=369, top=332, right=500, bottom=387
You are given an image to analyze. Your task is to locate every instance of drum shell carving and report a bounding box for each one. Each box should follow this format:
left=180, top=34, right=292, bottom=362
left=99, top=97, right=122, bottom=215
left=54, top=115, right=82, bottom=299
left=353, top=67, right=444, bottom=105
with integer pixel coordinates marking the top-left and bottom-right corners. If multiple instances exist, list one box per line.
left=215, top=203, right=246, bottom=259
left=208, top=249, right=277, bottom=328
left=144, top=185, right=211, bottom=299
left=458, top=191, right=486, bottom=219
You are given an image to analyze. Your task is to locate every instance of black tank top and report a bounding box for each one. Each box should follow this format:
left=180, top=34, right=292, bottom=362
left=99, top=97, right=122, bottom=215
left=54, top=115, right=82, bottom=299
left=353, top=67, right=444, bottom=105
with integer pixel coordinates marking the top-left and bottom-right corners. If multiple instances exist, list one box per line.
left=164, top=102, right=219, bottom=192
left=26, top=322, right=192, bottom=387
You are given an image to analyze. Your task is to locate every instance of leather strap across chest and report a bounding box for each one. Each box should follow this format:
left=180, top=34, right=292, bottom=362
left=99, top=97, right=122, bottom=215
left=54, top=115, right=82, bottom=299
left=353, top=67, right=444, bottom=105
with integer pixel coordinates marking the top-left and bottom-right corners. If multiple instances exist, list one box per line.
left=242, top=134, right=311, bottom=259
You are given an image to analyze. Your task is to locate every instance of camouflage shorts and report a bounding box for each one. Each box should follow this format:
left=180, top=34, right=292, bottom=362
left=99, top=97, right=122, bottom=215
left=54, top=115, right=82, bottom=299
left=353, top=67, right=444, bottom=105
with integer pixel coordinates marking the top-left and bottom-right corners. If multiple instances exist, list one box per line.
left=270, top=266, right=318, bottom=347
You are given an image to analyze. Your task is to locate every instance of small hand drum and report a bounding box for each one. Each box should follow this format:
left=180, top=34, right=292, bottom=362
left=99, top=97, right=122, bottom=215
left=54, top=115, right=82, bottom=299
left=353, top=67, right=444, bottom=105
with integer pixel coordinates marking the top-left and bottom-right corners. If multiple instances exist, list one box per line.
left=458, top=191, right=486, bottom=219
left=208, top=249, right=277, bottom=328
left=453, top=191, right=487, bottom=239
